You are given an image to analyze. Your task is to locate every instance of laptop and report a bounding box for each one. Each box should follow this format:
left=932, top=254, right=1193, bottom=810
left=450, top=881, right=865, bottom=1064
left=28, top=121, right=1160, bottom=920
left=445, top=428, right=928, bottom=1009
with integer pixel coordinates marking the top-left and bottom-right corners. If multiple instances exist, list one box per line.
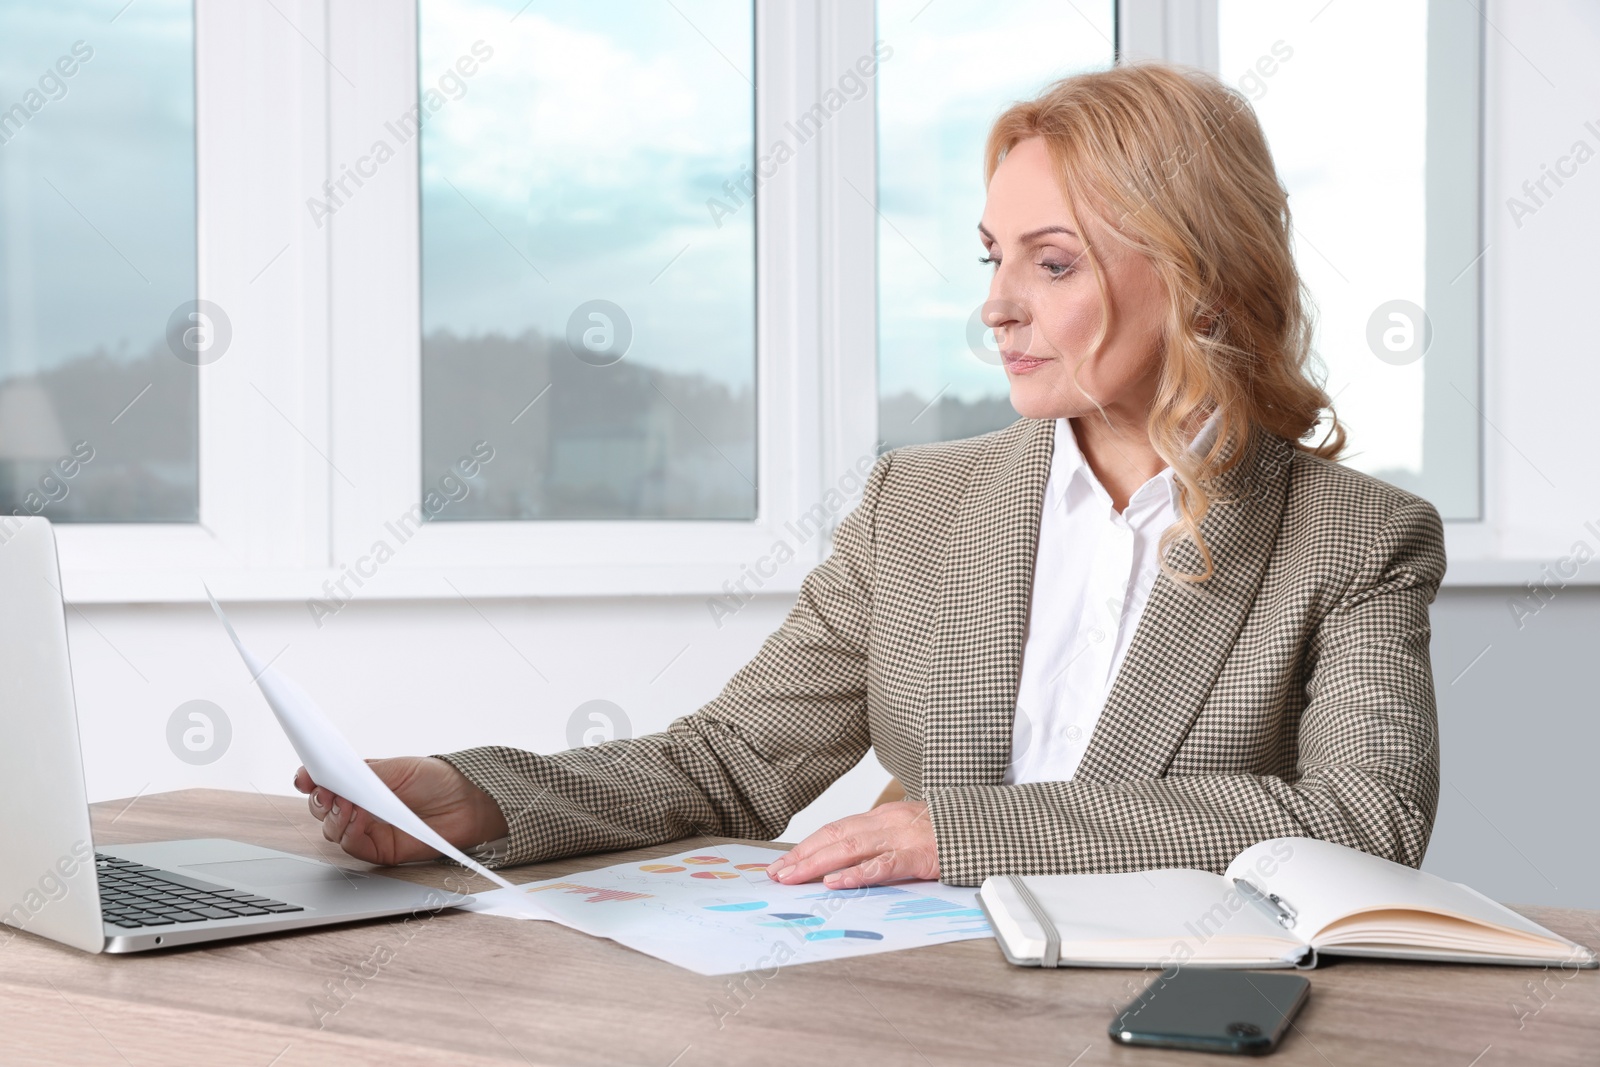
left=0, top=516, right=468, bottom=953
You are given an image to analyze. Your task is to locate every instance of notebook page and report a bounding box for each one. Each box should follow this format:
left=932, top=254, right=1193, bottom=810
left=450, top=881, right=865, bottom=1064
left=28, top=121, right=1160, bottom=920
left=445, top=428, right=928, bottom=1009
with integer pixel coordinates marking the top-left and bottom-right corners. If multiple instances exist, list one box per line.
left=1227, top=837, right=1574, bottom=948
left=983, top=869, right=1303, bottom=964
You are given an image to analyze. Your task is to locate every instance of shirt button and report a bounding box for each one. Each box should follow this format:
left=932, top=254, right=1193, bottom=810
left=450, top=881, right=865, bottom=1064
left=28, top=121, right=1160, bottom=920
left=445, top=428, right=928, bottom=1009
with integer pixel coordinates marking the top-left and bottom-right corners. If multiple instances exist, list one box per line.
left=1087, top=627, right=1105, bottom=643
left=1065, top=725, right=1083, bottom=742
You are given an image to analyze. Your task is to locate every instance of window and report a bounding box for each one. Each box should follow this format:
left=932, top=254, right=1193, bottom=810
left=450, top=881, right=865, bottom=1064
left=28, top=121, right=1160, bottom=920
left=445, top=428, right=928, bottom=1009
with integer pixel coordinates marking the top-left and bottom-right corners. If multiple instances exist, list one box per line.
left=321, top=0, right=818, bottom=592
left=874, top=0, right=1117, bottom=452
left=0, top=0, right=197, bottom=522
left=417, top=1, right=757, bottom=521
left=1218, top=0, right=1483, bottom=520
left=27, top=1, right=1495, bottom=602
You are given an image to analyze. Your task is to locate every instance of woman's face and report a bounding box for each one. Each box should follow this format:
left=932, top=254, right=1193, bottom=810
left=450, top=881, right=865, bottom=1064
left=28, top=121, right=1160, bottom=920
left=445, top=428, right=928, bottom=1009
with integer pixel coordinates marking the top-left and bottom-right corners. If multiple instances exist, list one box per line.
left=978, top=136, right=1168, bottom=424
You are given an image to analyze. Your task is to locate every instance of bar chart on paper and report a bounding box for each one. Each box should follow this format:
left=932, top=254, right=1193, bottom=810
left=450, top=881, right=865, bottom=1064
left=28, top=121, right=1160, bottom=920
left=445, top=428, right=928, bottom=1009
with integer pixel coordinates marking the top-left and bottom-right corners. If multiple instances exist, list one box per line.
left=799, top=886, right=990, bottom=938
left=460, top=843, right=995, bottom=975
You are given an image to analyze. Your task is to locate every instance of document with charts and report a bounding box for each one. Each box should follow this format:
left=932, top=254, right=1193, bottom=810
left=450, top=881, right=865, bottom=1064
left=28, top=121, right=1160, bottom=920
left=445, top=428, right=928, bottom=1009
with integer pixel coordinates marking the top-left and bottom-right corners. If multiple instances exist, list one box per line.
left=460, top=843, right=994, bottom=975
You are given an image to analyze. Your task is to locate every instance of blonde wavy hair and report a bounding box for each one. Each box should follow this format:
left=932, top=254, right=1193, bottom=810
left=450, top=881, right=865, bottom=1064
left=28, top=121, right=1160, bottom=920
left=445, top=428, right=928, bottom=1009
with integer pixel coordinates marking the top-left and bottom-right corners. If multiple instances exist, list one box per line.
left=984, top=63, right=1345, bottom=583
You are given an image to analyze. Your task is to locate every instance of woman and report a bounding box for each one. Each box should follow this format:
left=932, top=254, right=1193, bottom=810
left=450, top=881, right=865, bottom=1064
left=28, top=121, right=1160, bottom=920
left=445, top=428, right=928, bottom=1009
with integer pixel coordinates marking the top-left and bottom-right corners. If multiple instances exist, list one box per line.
left=298, top=64, right=1445, bottom=890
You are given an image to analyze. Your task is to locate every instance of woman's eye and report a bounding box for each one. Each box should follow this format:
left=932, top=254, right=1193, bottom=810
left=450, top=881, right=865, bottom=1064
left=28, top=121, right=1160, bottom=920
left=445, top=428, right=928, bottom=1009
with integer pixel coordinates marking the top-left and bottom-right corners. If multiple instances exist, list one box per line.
left=978, top=254, right=998, bottom=268
left=1040, top=260, right=1073, bottom=278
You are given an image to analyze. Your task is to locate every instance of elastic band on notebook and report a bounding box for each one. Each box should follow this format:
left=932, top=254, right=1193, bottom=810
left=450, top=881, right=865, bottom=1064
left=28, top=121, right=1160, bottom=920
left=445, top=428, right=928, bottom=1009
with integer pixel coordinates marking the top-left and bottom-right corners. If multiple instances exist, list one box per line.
left=1008, top=874, right=1059, bottom=968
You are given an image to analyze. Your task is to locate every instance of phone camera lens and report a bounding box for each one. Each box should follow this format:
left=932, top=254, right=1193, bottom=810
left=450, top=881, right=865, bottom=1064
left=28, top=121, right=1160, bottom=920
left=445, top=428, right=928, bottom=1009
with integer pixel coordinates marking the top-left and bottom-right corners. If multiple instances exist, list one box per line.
left=1227, top=1022, right=1263, bottom=1038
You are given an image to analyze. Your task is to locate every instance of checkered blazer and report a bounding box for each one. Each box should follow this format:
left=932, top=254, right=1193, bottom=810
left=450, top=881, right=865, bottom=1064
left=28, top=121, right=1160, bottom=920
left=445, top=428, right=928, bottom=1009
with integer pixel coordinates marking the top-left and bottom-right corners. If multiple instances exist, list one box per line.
left=437, top=417, right=1447, bottom=887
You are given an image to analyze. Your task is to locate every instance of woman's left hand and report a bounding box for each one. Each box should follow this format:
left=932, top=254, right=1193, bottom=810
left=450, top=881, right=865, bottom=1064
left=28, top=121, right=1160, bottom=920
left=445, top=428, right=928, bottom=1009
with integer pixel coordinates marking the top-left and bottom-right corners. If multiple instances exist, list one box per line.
left=764, top=800, right=940, bottom=888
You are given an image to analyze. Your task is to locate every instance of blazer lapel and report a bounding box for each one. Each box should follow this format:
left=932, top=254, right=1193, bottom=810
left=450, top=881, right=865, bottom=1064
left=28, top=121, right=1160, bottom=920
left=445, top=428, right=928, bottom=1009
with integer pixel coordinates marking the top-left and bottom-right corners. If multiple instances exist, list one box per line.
left=920, top=419, right=1053, bottom=793
left=1071, top=432, right=1294, bottom=786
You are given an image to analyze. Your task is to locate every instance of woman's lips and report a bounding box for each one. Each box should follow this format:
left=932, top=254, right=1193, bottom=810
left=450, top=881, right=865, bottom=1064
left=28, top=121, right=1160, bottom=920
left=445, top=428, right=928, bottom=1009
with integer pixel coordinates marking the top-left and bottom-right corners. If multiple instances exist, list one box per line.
left=1002, top=351, right=1049, bottom=374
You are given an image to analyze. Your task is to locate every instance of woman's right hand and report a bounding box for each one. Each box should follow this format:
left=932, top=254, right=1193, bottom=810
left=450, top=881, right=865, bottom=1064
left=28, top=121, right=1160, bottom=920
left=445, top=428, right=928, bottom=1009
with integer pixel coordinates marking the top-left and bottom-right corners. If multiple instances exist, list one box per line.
left=293, top=756, right=510, bottom=867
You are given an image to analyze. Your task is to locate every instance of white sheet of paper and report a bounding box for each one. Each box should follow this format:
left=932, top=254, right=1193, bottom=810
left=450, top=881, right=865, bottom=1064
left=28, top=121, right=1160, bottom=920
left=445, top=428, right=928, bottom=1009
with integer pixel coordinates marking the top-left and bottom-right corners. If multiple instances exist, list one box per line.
left=459, top=843, right=994, bottom=975
left=206, top=587, right=526, bottom=896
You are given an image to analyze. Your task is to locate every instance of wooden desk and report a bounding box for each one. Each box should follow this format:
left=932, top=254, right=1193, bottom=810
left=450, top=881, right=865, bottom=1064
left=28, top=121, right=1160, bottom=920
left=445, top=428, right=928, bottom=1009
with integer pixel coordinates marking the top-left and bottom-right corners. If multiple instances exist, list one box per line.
left=3, top=789, right=1595, bottom=1066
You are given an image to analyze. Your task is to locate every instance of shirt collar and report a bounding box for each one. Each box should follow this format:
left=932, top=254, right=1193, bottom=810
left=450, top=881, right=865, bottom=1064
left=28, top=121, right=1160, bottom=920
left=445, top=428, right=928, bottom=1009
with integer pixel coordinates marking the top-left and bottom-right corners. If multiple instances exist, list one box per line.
left=1047, top=407, right=1224, bottom=515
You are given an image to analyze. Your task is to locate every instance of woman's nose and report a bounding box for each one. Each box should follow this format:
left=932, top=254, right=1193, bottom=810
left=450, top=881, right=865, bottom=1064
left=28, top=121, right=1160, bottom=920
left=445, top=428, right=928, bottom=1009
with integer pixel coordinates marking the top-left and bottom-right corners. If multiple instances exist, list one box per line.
left=981, top=297, right=1026, bottom=335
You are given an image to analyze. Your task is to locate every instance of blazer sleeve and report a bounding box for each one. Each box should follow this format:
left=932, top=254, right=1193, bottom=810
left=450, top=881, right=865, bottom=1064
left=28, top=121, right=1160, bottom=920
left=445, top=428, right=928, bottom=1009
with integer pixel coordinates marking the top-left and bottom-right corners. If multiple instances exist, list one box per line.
left=923, top=496, right=1446, bottom=887
left=429, top=457, right=890, bottom=868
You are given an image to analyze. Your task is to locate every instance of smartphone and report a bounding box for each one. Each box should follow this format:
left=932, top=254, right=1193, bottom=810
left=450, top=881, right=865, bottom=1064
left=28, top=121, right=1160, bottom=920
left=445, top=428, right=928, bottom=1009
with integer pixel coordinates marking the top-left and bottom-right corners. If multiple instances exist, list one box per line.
left=1108, top=968, right=1310, bottom=1055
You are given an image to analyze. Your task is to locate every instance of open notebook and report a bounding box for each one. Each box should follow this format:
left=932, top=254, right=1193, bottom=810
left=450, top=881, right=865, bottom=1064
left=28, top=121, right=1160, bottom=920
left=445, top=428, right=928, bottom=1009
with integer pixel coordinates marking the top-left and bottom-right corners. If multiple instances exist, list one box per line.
left=978, top=836, right=1598, bottom=970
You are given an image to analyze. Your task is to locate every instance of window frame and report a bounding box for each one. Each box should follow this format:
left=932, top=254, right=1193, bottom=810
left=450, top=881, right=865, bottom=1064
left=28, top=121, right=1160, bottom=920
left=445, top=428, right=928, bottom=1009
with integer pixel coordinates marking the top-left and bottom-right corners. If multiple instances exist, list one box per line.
left=54, top=0, right=336, bottom=600
left=57, top=0, right=880, bottom=603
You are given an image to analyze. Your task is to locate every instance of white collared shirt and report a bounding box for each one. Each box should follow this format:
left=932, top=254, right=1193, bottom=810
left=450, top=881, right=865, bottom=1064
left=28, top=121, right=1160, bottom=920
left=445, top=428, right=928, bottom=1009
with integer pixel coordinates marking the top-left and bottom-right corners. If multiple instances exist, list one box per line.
left=1005, top=411, right=1221, bottom=785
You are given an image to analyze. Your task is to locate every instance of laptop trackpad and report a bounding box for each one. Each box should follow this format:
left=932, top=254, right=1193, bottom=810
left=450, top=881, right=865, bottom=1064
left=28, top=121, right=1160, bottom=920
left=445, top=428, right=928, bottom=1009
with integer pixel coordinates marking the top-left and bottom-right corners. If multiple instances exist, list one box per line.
left=184, top=857, right=369, bottom=886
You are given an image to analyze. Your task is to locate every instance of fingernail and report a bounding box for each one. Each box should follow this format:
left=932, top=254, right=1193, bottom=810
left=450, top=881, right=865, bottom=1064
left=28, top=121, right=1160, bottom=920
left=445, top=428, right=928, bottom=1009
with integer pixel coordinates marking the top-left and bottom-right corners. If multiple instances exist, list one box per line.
left=330, top=801, right=340, bottom=816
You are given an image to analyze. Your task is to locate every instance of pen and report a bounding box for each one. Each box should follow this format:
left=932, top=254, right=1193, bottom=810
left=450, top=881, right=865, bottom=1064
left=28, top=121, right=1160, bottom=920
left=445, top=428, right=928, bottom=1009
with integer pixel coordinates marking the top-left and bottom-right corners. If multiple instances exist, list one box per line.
left=1233, top=878, right=1297, bottom=928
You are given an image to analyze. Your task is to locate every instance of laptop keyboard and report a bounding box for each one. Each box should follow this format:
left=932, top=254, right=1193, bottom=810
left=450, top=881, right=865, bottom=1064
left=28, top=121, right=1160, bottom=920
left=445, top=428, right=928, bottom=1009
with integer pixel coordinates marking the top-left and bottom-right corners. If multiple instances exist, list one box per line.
left=95, top=853, right=305, bottom=929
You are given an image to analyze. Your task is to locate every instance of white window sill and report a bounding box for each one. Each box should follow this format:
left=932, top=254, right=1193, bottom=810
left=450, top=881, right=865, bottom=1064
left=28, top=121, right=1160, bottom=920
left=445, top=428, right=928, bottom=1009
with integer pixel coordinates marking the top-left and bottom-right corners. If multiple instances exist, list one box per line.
left=60, top=564, right=810, bottom=605
left=58, top=556, right=1597, bottom=606
left=51, top=520, right=1591, bottom=604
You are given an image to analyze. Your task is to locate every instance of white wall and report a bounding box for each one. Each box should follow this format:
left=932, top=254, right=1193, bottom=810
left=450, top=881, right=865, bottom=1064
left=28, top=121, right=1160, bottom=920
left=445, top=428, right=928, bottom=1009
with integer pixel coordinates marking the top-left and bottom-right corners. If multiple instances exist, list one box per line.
left=66, top=0, right=1599, bottom=902
left=70, top=591, right=892, bottom=845
left=1425, top=587, right=1600, bottom=911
